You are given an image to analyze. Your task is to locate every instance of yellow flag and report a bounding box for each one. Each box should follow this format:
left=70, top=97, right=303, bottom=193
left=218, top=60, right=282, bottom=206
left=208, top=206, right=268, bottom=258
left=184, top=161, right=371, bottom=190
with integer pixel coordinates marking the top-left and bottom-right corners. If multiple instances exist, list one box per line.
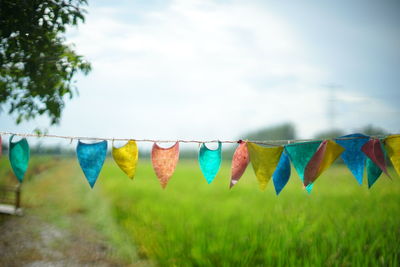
left=112, top=140, right=139, bottom=179
left=247, top=142, right=283, bottom=190
left=385, top=135, right=400, bottom=176
left=315, top=140, right=344, bottom=178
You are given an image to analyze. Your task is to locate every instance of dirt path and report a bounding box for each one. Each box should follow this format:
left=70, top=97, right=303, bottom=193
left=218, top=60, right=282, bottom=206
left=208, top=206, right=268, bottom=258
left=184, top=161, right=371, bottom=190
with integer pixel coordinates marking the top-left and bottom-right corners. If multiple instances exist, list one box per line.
left=0, top=159, right=127, bottom=267
left=0, top=211, right=123, bottom=267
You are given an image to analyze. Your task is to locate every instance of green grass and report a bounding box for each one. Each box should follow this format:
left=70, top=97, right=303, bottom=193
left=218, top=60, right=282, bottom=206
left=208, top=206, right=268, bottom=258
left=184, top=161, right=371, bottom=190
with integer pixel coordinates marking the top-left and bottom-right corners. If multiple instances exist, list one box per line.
left=2, top=156, right=399, bottom=266
left=98, top=159, right=400, bottom=266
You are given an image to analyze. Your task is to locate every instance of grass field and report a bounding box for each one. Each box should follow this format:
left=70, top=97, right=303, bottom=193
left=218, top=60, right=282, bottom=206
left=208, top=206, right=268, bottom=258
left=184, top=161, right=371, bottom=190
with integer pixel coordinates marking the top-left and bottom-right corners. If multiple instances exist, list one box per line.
left=2, top=156, right=400, bottom=266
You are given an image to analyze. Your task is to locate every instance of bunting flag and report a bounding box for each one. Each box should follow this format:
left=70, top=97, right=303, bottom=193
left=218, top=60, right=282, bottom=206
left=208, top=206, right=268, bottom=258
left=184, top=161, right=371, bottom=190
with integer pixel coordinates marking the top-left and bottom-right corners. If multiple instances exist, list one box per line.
left=272, top=151, right=291, bottom=195
left=361, top=139, right=390, bottom=177
left=230, top=141, right=250, bottom=188
left=304, top=140, right=344, bottom=186
left=366, top=157, right=382, bottom=188
left=151, top=142, right=180, bottom=188
left=247, top=142, right=283, bottom=191
left=2, top=130, right=400, bottom=193
left=9, top=135, right=30, bottom=183
left=335, top=133, right=369, bottom=185
left=199, top=142, right=222, bottom=184
left=285, top=141, right=322, bottom=193
left=384, top=135, right=400, bottom=176
left=76, top=140, right=108, bottom=188
left=112, top=140, right=139, bottom=179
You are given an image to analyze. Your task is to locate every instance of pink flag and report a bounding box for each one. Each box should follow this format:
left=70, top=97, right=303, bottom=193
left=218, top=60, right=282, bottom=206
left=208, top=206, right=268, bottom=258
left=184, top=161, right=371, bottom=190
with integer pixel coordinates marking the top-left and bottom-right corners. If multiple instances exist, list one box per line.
left=362, top=139, right=390, bottom=177
left=151, top=142, right=180, bottom=188
left=304, top=140, right=328, bottom=186
left=230, top=141, right=250, bottom=188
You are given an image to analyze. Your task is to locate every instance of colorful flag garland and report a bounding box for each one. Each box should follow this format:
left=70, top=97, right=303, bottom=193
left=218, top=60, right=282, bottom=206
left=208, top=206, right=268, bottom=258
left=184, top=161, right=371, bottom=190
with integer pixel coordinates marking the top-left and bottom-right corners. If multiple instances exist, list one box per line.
left=2, top=132, right=400, bottom=193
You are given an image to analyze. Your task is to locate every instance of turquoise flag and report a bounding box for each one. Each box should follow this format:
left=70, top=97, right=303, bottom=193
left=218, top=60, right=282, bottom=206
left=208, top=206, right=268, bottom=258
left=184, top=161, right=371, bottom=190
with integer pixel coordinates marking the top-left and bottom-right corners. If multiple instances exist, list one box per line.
left=9, top=135, right=30, bottom=183
left=272, top=152, right=291, bottom=195
left=76, top=140, right=108, bottom=188
left=335, top=133, right=369, bottom=185
left=366, top=157, right=382, bottom=188
left=199, top=142, right=222, bottom=184
left=285, top=141, right=322, bottom=193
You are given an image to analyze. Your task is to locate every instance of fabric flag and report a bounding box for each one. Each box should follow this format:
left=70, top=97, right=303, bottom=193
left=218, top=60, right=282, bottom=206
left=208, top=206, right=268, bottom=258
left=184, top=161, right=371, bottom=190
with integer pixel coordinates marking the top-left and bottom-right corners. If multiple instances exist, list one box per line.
left=285, top=141, right=322, bottom=193
left=384, top=135, right=400, bottom=176
left=9, top=135, right=30, bottom=183
left=247, top=142, right=283, bottom=191
left=199, top=142, right=222, bottom=184
left=112, top=140, right=139, bottom=179
left=230, top=141, right=250, bottom=188
left=361, top=139, right=390, bottom=177
left=272, top=151, right=291, bottom=195
left=304, top=140, right=344, bottom=186
left=151, top=142, right=180, bottom=188
left=335, top=133, right=369, bottom=185
left=366, top=157, right=382, bottom=188
left=76, top=140, right=107, bottom=188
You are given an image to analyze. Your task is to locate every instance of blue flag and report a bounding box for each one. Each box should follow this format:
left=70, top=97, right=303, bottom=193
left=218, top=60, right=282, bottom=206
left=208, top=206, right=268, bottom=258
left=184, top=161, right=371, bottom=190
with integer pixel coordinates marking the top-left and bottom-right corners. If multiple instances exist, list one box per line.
left=272, top=152, right=291, bottom=195
left=76, top=140, right=108, bottom=188
left=335, top=133, right=369, bottom=185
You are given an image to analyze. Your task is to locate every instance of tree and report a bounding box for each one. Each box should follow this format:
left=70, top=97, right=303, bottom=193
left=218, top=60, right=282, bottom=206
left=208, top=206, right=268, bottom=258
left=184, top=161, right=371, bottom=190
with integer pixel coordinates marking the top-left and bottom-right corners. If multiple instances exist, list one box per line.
left=0, top=0, right=91, bottom=125
left=244, top=123, right=296, bottom=141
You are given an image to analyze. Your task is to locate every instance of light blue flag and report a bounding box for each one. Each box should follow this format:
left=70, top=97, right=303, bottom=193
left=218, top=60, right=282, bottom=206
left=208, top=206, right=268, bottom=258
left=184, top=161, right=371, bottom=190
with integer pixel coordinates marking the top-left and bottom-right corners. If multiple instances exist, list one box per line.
left=199, top=142, right=222, bottom=184
left=76, top=140, right=108, bottom=188
left=272, top=152, right=291, bottom=195
left=9, top=135, right=30, bottom=183
left=284, top=141, right=322, bottom=193
left=335, top=133, right=369, bottom=185
left=366, top=157, right=382, bottom=188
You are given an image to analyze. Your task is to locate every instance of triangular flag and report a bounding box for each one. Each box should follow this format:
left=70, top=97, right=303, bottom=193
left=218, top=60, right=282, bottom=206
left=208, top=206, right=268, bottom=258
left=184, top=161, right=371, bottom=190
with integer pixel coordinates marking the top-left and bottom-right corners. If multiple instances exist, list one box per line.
left=285, top=141, right=322, bottom=193
left=9, top=135, right=30, bottom=183
left=112, top=140, right=139, bottom=179
left=335, top=133, right=369, bottom=185
left=272, top=151, right=291, bottom=195
left=384, top=135, right=400, bottom=176
left=362, top=139, right=390, bottom=177
left=151, top=142, right=180, bottom=188
left=304, top=140, right=344, bottom=186
left=366, top=157, right=382, bottom=188
left=247, top=142, right=283, bottom=191
left=76, top=140, right=107, bottom=188
left=199, top=142, right=222, bottom=184
left=230, top=141, right=250, bottom=188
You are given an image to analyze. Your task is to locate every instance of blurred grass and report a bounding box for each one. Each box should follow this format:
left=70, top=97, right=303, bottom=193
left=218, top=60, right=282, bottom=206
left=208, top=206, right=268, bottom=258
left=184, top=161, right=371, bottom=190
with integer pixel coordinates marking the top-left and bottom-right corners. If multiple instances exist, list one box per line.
left=99, top=159, right=400, bottom=266
left=1, top=156, right=399, bottom=266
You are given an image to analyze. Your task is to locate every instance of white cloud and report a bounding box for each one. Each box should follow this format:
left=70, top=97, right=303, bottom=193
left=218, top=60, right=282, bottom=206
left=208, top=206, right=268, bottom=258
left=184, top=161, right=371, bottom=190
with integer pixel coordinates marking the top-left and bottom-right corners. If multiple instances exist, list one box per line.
left=5, top=0, right=397, bottom=143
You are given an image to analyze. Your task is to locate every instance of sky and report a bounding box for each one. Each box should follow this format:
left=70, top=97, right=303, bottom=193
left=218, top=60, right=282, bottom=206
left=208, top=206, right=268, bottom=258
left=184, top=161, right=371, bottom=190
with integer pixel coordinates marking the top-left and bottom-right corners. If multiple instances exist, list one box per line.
left=1, top=0, right=400, bottom=146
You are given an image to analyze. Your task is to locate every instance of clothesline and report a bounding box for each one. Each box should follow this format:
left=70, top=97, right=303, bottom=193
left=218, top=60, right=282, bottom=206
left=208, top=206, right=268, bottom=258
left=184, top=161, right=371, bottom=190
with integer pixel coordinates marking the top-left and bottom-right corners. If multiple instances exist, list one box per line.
left=0, top=131, right=390, bottom=146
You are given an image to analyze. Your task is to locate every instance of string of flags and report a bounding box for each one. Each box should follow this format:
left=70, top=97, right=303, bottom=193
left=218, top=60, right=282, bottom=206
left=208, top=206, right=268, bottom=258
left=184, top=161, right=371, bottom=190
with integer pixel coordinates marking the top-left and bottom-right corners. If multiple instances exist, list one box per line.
left=1, top=132, right=400, bottom=194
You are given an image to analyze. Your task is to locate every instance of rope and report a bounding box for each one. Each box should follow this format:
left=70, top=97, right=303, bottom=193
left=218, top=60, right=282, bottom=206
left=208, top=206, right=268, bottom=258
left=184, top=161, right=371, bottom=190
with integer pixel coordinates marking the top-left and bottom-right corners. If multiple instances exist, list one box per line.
left=0, top=131, right=389, bottom=146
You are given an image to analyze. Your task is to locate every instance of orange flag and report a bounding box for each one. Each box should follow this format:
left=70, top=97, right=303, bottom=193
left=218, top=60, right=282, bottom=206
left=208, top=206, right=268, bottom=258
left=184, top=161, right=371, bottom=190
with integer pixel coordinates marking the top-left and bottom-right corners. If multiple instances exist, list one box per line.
left=230, top=141, right=250, bottom=188
left=151, top=142, right=180, bottom=188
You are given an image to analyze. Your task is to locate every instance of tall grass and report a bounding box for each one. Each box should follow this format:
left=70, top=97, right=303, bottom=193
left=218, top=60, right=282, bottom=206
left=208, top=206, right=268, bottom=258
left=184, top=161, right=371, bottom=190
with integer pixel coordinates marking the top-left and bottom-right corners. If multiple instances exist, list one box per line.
left=98, top=159, right=400, bottom=266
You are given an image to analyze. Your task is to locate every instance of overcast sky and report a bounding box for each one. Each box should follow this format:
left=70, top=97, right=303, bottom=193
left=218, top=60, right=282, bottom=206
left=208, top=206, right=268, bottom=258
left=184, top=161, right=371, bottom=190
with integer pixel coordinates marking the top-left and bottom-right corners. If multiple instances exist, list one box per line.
left=2, top=0, right=400, bottom=146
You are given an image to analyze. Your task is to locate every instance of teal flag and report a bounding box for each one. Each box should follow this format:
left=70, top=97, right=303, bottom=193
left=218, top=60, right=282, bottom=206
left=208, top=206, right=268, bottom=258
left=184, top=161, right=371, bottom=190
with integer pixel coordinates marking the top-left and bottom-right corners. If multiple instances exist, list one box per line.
left=76, top=140, right=108, bottom=188
left=284, top=141, right=322, bottom=193
left=9, top=135, right=30, bottom=183
left=272, top=152, right=291, bottom=195
left=366, top=157, right=382, bottom=188
left=199, top=142, right=222, bottom=184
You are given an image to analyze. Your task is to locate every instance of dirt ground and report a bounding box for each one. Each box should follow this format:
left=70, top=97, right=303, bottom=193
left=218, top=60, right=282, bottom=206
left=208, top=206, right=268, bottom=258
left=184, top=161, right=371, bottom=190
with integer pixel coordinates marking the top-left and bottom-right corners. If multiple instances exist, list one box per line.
left=0, top=212, right=123, bottom=267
